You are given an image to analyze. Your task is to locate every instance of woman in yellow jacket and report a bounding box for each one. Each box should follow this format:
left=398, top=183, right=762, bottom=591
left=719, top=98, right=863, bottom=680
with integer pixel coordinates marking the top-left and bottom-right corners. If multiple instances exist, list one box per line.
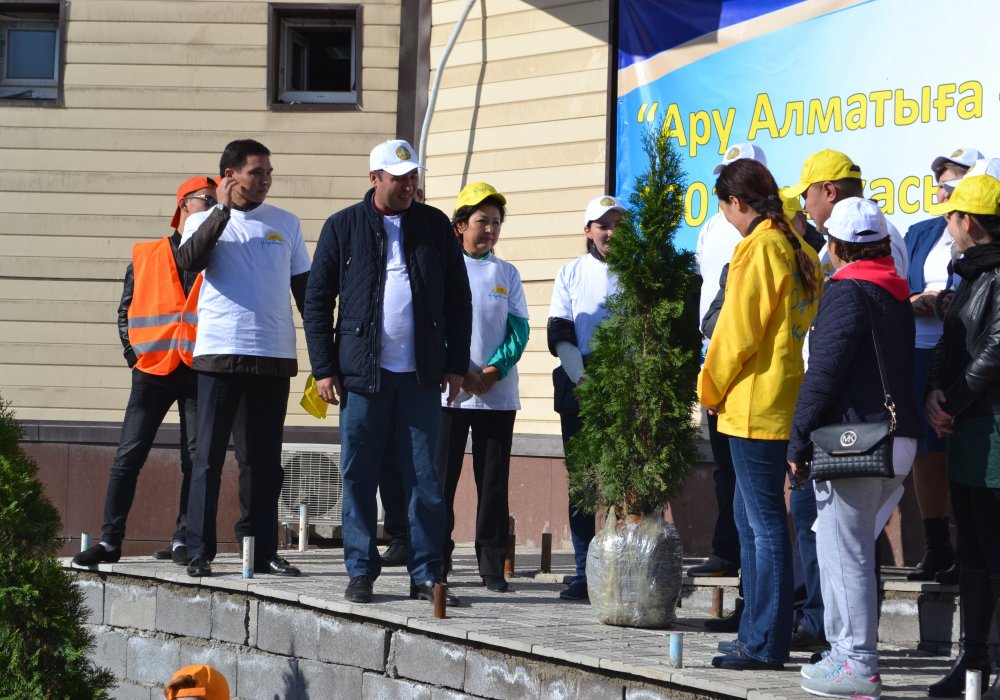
left=698, top=158, right=822, bottom=670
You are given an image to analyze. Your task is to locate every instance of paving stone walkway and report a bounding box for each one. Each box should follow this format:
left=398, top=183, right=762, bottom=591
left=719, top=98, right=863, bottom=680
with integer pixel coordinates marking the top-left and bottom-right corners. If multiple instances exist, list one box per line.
left=70, top=546, right=956, bottom=699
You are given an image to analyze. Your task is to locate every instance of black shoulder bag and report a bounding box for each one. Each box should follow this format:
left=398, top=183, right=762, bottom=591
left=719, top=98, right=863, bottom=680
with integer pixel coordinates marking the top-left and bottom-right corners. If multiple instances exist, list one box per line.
left=808, top=280, right=896, bottom=481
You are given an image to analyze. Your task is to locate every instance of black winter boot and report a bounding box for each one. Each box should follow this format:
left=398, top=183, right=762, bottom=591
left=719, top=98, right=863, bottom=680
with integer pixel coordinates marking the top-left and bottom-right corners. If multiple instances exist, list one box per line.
left=928, top=568, right=993, bottom=697
left=908, top=517, right=955, bottom=581
left=983, top=577, right=1000, bottom=700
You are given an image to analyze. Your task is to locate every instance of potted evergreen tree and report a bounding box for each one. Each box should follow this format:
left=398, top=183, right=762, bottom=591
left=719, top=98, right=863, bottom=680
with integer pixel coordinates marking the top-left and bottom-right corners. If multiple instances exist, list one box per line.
left=566, top=127, right=702, bottom=628
left=0, top=397, right=115, bottom=697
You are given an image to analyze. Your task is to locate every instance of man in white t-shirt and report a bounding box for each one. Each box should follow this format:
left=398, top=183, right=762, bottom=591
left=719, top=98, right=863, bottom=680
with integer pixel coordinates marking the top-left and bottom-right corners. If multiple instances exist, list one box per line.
left=304, top=139, right=472, bottom=605
left=177, top=139, right=311, bottom=578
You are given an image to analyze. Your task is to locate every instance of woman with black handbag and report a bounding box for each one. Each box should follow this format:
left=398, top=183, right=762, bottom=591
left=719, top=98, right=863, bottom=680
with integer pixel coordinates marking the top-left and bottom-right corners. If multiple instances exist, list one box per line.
left=923, top=174, right=1000, bottom=699
left=787, top=197, right=918, bottom=700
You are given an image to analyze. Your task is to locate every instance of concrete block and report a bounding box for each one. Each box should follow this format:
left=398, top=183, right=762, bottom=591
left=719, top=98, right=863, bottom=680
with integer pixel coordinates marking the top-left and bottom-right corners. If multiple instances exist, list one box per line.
left=76, top=577, right=105, bottom=625
left=298, top=659, right=362, bottom=700
left=625, top=688, right=677, bottom=700
left=248, top=598, right=259, bottom=648
left=317, top=617, right=389, bottom=672
left=919, top=594, right=960, bottom=646
left=211, top=592, right=248, bottom=645
left=432, top=689, right=479, bottom=700
left=257, top=602, right=320, bottom=659
left=237, top=653, right=298, bottom=700
left=542, top=670, right=624, bottom=700
left=156, top=586, right=211, bottom=639
left=105, top=581, right=157, bottom=631
left=90, top=626, right=128, bottom=679
left=391, top=630, right=466, bottom=689
left=111, top=680, right=152, bottom=700
left=878, top=594, right=922, bottom=647
left=177, top=643, right=239, bottom=687
left=361, top=673, right=433, bottom=700
left=126, top=635, right=181, bottom=685
left=464, top=649, right=540, bottom=700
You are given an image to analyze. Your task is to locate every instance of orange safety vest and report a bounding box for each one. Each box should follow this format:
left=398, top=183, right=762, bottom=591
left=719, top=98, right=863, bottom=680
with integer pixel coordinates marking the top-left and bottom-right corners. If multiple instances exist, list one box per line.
left=127, top=237, right=203, bottom=376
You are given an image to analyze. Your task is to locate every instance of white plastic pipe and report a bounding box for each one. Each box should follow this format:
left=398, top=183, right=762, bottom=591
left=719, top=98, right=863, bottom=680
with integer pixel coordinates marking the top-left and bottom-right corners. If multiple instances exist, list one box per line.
left=418, top=0, right=477, bottom=190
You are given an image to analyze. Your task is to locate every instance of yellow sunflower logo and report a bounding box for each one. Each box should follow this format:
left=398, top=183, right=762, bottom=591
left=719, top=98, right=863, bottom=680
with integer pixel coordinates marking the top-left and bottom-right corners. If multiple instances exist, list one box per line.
left=396, top=145, right=411, bottom=160
left=726, top=146, right=741, bottom=161
left=599, top=196, right=615, bottom=206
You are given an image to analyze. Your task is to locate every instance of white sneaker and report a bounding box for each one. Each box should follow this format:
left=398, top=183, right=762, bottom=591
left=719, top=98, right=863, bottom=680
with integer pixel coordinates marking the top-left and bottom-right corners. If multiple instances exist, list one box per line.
left=801, top=650, right=837, bottom=680
left=801, top=661, right=881, bottom=699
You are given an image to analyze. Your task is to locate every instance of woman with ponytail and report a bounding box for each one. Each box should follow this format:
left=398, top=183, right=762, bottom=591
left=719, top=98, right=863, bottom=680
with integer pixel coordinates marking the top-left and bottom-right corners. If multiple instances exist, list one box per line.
left=698, top=158, right=823, bottom=671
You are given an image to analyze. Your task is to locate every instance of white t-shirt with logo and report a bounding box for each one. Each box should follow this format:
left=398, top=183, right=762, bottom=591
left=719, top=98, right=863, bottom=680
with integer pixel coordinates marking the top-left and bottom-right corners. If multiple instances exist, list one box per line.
left=446, top=253, right=529, bottom=411
left=695, top=211, right=743, bottom=328
left=379, top=213, right=417, bottom=372
left=548, top=253, right=618, bottom=356
left=183, top=203, right=311, bottom=358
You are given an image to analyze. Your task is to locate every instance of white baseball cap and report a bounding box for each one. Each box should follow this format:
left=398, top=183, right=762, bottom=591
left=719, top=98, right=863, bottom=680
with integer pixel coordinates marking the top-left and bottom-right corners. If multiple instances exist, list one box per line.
left=584, top=195, right=626, bottom=226
left=966, top=157, right=1000, bottom=180
left=825, top=197, right=888, bottom=244
left=370, top=139, right=424, bottom=176
left=713, top=143, right=767, bottom=175
left=931, top=147, right=984, bottom=176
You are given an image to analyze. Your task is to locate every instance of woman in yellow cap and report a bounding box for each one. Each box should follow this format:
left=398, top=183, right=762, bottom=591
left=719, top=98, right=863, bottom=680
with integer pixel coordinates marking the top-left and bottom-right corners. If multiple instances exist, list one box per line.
left=924, top=174, right=1000, bottom=699
left=435, top=182, right=529, bottom=592
left=698, top=158, right=822, bottom=671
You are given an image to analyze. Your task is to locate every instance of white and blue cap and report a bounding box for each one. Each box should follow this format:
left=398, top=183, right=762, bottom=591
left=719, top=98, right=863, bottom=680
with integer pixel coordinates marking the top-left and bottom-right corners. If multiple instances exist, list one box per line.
left=825, top=197, right=888, bottom=244
left=370, top=139, right=424, bottom=176
left=713, top=143, right=767, bottom=175
left=931, top=147, right=984, bottom=179
left=966, top=157, right=1000, bottom=180
left=583, top=195, right=626, bottom=226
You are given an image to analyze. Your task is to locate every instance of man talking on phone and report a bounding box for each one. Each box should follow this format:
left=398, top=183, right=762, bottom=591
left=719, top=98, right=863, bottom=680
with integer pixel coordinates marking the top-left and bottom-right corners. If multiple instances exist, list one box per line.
left=177, top=139, right=311, bottom=578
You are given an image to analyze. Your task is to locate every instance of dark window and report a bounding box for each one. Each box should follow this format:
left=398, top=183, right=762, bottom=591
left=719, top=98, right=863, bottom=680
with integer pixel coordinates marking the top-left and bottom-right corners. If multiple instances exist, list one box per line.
left=0, top=1, right=64, bottom=105
left=268, top=4, right=361, bottom=110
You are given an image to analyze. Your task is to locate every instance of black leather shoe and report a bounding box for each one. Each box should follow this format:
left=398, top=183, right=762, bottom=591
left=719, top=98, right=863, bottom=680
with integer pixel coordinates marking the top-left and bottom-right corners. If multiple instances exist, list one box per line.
left=410, top=580, right=460, bottom=606
left=171, top=545, right=189, bottom=566
left=72, top=543, right=121, bottom=567
left=928, top=653, right=991, bottom=697
left=152, top=548, right=173, bottom=560
left=255, top=556, right=301, bottom=577
left=935, top=563, right=960, bottom=585
left=790, top=626, right=830, bottom=653
left=705, top=597, right=743, bottom=632
left=688, top=554, right=740, bottom=577
left=345, top=576, right=374, bottom=603
left=186, top=559, right=212, bottom=577
left=482, top=575, right=509, bottom=592
left=380, top=541, right=409, bottom=567
left=711, top=649, right=784, bottom=671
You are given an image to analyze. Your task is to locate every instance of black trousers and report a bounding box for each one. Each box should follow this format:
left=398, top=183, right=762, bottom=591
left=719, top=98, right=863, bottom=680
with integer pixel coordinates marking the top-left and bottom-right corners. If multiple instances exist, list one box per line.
left=185, top=372, right=289, bottom=565
left=101, top=365, right=197, bottom=547
left=436, top=408, right=516, bottom=578
left=707, top=412, right=741, bottom=563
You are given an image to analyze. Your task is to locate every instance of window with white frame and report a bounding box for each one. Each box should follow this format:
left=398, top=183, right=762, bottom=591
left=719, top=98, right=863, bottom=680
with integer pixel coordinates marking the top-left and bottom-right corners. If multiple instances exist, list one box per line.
left=0, top=2, right=62, bottom=103
left=268, top=4, right=360, bottom=109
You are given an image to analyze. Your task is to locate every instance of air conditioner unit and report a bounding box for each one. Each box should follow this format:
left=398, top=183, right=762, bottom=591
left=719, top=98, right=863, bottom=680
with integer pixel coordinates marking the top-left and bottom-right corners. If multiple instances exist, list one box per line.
left=279, top=443, right=343, bottom=526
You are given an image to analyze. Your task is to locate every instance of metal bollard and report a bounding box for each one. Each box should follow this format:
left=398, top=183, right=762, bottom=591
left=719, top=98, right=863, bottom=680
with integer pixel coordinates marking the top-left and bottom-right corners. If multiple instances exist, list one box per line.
left=540, top=533, right=552, bottom=573
left=298, top=503, right=309, bottom=553
left=242, top=536, right=255, bottom=579
left=966, top=669, right=982, bottom=700
left=434, top=583, right=447, bottom=619
left=80, top=532, right=90, bottom=552
left=669, top=632, right=683, bottom=668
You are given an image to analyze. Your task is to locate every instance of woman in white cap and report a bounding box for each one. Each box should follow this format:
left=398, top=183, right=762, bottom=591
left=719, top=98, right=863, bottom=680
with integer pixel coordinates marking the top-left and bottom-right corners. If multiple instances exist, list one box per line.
left=923, top=174, right=1000, bottom=699
left=697, top=159, right=822, bottom=671
left=788, top=198, right=919, bottom=700
left=547, top=194, right=626, bottom=601
left=436, top=182, right=529, bottom=593
left=903, top=147, right=983, bottom=583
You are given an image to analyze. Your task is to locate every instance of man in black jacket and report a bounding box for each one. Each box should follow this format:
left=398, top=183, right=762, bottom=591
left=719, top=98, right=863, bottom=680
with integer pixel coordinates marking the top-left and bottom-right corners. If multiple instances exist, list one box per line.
left=304, top=139, right=472, bottom=605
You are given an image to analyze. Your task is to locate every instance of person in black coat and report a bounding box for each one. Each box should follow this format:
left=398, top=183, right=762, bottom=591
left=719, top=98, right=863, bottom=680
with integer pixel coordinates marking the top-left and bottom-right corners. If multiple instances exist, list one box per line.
left=788, top=198, right=918, bottom=698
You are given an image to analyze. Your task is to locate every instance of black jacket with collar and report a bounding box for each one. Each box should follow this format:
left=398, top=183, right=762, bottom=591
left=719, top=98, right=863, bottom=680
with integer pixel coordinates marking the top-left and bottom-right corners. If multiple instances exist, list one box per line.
left=928, top=242, right=1000, bottom=417
left=304, top=189, right=472, bottom=393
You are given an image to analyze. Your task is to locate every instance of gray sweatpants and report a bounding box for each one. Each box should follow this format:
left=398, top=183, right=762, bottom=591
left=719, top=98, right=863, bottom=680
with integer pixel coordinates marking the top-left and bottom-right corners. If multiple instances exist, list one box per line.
left=812, top=437, right=916, bottom=678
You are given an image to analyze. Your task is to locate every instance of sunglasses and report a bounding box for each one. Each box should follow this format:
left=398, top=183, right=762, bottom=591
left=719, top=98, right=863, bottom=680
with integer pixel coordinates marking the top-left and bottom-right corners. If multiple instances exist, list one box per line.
left=184, top=194, right=218, bottom=206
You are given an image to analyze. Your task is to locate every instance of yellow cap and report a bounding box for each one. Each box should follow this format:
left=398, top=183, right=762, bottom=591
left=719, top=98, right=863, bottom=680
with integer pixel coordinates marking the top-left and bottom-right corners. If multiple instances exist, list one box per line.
left=455, top=182, right=506, bottom=212
left=300, top=375, right=328, bottom=420
left=929, top=174, right=1000, bottom=217
left=783, top=149, right=862, bottom=198
left=780, top=187, right=803, bottom=220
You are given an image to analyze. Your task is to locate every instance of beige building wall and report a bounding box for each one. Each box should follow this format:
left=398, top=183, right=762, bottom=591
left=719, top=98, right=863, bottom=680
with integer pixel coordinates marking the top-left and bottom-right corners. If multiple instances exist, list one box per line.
left=0, top=0, right=404, bottom=427
left=423, top=0, right=612, bottom=435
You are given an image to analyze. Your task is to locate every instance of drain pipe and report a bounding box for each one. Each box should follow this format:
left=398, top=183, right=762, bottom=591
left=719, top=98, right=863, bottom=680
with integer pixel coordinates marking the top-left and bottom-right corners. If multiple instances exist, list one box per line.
left=418, top=0, right=477, bottom=192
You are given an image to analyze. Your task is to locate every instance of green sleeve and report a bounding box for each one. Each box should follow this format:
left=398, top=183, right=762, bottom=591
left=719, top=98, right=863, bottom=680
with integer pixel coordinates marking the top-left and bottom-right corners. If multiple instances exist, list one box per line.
left=486, top=314, right=530, bottom=379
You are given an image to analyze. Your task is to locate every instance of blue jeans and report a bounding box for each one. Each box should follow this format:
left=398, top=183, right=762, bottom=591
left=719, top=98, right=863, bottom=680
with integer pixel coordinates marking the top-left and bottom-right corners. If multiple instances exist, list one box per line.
left=791, top=482, right=824, bottom=637
left=340, top=370, right=445, bottom=585
left=729, top=436, right=794, bottom=663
